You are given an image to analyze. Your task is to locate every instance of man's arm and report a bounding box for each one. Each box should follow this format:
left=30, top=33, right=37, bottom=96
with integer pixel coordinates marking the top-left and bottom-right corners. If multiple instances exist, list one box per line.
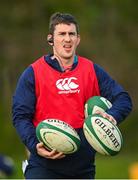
left=12, top=66, right=38, bottom=154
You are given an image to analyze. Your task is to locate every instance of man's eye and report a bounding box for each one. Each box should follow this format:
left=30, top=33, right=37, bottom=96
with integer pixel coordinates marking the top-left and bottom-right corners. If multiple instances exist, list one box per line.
left=59, top=32, right=66, bottom=36
left=69, top=32, right=76, bottom=36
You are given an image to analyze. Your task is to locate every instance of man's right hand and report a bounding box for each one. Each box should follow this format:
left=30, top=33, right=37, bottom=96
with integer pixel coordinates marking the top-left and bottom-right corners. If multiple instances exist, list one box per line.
left=36, top=142, right=65, bottom=160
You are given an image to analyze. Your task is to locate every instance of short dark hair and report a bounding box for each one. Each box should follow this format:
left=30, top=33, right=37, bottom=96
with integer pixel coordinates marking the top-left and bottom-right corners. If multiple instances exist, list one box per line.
left=49, top=12, right=79, bottom=35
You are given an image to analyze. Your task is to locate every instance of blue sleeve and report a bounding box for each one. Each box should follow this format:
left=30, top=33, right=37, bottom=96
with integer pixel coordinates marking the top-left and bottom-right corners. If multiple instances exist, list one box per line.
left=94, top=63, right=132, bottom=124
left=12, top=66, right=39, bottom=154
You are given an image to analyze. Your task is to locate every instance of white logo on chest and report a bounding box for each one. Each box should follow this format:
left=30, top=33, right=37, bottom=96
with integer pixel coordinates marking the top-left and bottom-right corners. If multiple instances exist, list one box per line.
left=56, top=77, right=80, bottom=94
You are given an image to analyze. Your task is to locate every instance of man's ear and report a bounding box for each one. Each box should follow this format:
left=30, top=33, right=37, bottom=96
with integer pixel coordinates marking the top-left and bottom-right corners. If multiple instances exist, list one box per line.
left=77, top=35, right=80, bottom=46
left=47, top=34, right=54, bottom=46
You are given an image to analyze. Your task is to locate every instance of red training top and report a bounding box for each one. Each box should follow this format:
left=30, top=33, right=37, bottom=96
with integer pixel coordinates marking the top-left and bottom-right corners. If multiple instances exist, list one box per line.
left=31, top=56, right=100, bottom=128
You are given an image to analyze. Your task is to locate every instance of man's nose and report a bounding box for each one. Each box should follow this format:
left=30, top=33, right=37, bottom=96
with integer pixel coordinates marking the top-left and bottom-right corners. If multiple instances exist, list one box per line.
left=64, top=34, right=71, bottom=41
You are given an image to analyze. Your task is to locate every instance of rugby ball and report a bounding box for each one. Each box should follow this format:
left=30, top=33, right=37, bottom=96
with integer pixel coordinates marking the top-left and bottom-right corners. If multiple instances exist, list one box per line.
left=83, top=114, right=123, bottom=156
left=36, top=119, right=81, bottom=154
left=85, top=96, right=112, bottom=118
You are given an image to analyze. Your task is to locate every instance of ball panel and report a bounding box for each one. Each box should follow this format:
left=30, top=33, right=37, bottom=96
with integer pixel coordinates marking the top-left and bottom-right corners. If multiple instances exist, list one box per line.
left=91, top=115, right=122, bottom=152
left=85, top=96, right=112, bottom=118
left=40, top=129, right=78, bottom=154
left=83, top=123, right=109, bottom=155
left=100, top=97, right=112, bottom=109
left=43, top=119, right=80, bottom=140
left=38, top=130, right=53, bottom=151
left=84, top=115, right=114, bottom=155
left=41, top=121, right=80, bottom=146
left=83, top=115, right=123, bottom=156
left=36, top=122, right=49, bottom=148
left=36, top=119, right=81, bottom=154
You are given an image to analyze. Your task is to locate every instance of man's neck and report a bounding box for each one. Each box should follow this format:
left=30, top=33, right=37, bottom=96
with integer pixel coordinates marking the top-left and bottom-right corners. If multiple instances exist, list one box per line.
left=51, top=55, right=74, bottom=67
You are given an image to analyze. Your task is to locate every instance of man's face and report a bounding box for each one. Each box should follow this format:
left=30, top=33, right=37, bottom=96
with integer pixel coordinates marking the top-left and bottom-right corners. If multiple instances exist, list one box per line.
left=52, top=23, right=80, bottom=61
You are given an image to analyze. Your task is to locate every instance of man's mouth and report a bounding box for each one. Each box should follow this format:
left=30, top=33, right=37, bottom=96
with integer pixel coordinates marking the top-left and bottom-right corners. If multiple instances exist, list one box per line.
left=63, top=45, right=72, bottom=51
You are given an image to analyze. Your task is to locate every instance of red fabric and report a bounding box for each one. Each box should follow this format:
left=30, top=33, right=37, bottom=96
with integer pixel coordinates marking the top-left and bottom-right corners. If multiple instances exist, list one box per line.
left=31, top=56, right=100, bottom=128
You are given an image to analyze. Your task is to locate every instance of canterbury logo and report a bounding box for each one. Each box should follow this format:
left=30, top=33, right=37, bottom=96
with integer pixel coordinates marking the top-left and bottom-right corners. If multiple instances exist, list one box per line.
left=56, top=77, right=79, bottom=90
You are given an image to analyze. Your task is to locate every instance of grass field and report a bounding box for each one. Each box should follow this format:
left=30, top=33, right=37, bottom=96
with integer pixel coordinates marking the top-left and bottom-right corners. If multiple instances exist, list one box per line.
left=95, top=153, right=137, bottom=179
left=1, top=152, right=136, bottom=179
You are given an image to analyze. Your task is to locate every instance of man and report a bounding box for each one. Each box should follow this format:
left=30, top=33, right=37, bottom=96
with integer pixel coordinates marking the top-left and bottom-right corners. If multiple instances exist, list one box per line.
left=12, top=12, right=132, bottom=179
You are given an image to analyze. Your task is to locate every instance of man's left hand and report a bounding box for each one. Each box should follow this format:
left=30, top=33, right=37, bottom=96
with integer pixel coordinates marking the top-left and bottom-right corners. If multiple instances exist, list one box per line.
left=95, top=110, right=117, bottom=125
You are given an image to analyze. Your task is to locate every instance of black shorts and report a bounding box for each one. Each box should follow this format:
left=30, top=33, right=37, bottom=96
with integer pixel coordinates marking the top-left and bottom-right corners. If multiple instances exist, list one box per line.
left=25, top=164, right=95, bottom=179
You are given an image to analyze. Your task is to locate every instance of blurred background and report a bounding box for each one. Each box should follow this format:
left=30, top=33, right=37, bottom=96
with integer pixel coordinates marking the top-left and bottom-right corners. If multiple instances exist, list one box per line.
left=0, top=0, right=137, bottom=179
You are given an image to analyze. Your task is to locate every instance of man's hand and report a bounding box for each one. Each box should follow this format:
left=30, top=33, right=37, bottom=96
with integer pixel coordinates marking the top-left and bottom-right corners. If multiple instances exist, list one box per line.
left=95, top=110, right=117, bottom=125
left=36, top=142, right=65, bottom=160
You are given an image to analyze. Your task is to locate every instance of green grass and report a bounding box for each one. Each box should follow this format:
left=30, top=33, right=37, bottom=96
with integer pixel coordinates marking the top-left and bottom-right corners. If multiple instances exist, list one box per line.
left=1, top=152, right=137, bottom=179
left=95, top=152, right=137, bottom=179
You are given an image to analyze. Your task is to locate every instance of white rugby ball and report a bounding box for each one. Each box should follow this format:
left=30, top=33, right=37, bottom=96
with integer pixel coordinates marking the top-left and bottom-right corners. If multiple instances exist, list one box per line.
left=85, top=96, right=112, bottom=118
left=83, top=114, right=123, bottom=156
left=36, top=119, right=81, bottom=154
